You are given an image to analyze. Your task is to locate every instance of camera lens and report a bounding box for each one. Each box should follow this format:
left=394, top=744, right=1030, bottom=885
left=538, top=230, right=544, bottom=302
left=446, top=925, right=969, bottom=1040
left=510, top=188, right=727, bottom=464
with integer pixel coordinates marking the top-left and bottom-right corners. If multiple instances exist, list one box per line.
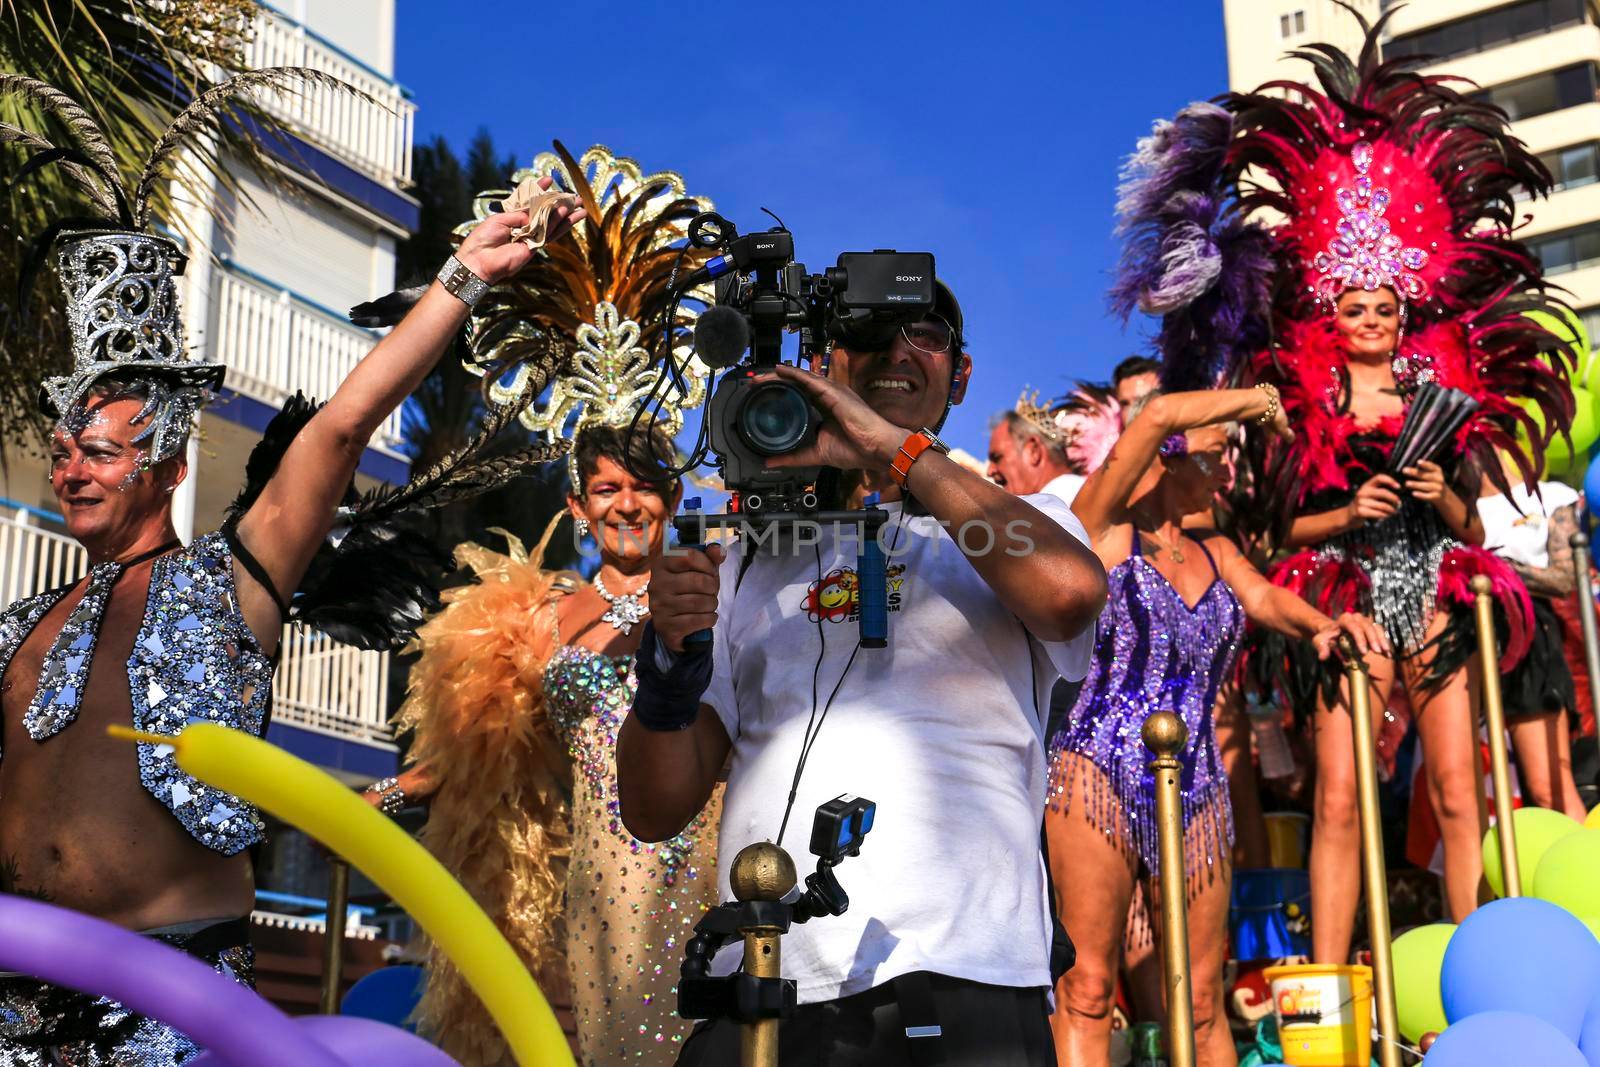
left=737, top=382, right=812, bottom=456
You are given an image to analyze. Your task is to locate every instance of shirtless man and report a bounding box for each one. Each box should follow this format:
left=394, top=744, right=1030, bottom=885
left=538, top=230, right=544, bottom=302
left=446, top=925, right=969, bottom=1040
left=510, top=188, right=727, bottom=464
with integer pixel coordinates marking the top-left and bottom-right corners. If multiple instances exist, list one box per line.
left=0, top=195, right=580, bottom=1064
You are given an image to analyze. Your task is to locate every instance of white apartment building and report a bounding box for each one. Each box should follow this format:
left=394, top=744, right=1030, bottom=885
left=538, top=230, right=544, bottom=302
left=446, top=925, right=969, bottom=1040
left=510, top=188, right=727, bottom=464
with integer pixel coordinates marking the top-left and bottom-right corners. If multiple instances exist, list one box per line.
left=0, top=0, right=418, bottom=787
left=1225, top=0, right=1600, bottom=335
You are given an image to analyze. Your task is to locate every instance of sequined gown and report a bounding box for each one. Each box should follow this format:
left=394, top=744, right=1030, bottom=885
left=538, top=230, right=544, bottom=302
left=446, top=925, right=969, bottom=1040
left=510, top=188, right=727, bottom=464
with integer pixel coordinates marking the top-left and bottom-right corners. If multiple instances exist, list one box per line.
left=1049, top=531, right=1242, bottom=882
left=544, top=646, right=721, bottom=1067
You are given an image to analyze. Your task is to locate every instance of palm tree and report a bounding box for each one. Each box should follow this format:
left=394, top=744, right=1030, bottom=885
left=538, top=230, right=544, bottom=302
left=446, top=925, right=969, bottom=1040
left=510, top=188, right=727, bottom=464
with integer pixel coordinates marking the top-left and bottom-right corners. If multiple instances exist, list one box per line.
left=0, top=0, right=314, bottom=449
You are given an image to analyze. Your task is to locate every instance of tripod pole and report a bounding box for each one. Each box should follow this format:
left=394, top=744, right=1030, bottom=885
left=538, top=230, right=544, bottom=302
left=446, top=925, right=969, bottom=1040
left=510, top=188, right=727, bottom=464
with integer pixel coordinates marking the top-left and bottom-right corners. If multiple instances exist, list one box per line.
left=730, top=843, right=797, bottom=1067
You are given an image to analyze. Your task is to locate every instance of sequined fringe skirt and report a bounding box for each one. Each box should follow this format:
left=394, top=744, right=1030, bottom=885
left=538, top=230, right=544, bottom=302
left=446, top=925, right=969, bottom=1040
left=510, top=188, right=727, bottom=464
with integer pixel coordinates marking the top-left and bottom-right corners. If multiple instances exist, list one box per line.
left=1046, top=746, right=1234, bottom=898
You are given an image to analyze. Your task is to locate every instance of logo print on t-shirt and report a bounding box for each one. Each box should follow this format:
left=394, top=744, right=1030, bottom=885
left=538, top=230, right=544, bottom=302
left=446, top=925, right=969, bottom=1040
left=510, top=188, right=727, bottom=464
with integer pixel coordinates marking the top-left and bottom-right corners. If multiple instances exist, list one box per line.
left=801, top=565, right=907, bottom=623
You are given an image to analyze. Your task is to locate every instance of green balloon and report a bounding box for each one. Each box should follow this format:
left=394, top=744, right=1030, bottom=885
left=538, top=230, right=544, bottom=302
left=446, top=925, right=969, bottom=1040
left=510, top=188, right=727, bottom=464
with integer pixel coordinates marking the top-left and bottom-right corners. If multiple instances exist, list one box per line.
left=1482, top=806, right=1584, bottom=897
left=1542, top=386, right=1600, bottom=476
left=1532, top=828, right=1600, bottom=920
left=1524, top=307, right=1593, bottom=384
left=1393, top=923, right=1454, bottom=1042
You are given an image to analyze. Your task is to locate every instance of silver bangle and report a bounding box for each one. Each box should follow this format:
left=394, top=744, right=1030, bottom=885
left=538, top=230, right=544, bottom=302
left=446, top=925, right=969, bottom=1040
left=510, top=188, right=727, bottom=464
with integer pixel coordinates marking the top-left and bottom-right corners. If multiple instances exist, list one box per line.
left=436, top=254, right=490, bottom=308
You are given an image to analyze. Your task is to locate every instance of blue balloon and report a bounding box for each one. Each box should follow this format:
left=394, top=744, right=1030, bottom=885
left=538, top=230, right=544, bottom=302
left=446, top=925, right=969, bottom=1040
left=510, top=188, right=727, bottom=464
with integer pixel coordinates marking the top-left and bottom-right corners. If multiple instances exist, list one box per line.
left=1585, top=452, right=1600, bottom=529
left=1441, top=898, right=1600, bottom=1042
left=340, top=965, right=424, bottom=1031
left=1424, top=1011, right=1587, bottom=1066
left=1581, top=1000, right=1600, bottom=1067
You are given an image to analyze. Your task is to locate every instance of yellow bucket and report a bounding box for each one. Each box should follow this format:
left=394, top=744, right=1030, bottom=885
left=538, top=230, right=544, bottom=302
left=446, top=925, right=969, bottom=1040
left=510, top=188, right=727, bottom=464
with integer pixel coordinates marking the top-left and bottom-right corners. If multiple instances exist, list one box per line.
left=1264, top=812, right=1310, bottom=869
left=1264, top=963, right=1373, bottom=1067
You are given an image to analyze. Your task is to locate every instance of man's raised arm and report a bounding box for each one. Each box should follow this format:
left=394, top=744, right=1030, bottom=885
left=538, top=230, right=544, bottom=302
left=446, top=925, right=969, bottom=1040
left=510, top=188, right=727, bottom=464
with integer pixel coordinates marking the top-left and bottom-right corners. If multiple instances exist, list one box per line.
left=230, top=194, right=583, bottom=639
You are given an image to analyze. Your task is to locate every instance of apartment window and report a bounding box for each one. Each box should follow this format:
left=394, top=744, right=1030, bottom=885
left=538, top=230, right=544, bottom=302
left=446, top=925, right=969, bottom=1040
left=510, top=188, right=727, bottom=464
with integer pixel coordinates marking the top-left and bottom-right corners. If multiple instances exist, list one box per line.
left=1280, top=10, right=1306, bottom=37
left=1530, top=222, right=1600, bottom=275
left=1549, top=142, right=1600, bottom=191
left=1579, top=306, right=1600, bottom=347
left=1386, top=0, right=1591, bottom=63
left=1473, top=63, right=1598, bottom=121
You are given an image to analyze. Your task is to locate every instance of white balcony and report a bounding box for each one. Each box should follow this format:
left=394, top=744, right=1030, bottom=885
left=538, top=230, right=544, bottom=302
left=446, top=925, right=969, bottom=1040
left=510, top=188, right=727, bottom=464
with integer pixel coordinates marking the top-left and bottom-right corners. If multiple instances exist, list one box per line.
left=213, top=260, right=405, bottom=456
left=246, top=3, right=415, bottom=188
left=0, top=509, right=395, bottom=753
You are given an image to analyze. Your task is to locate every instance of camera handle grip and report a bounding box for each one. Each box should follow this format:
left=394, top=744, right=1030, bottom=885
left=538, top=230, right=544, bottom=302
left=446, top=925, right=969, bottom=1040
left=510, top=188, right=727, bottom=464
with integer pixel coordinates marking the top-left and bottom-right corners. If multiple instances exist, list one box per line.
left=673, top=505, right=715, bottom=653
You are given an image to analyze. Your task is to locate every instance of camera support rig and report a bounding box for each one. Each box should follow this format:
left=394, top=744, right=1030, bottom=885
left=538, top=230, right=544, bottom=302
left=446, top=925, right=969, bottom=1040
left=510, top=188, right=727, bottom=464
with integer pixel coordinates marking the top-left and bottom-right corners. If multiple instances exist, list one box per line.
left=675, top=498, right=889, bottom=649
left=679, top=796, right=876, bottom=1067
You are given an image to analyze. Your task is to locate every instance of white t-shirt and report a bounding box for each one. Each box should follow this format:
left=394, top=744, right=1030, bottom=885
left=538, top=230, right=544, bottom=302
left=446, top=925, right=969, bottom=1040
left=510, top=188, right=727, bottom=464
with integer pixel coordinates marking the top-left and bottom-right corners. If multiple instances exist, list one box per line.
left=1040, top=472, right=1086, bottom=508
left=701, top=494, right=1095, bottom=1003
left=1478, top=481, right=1578, bottom=569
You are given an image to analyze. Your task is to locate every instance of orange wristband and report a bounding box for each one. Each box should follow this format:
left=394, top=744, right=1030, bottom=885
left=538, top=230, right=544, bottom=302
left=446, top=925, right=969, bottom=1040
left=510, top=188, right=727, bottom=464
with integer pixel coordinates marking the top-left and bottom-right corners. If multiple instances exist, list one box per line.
left=890, top=430, right=937, bottom=489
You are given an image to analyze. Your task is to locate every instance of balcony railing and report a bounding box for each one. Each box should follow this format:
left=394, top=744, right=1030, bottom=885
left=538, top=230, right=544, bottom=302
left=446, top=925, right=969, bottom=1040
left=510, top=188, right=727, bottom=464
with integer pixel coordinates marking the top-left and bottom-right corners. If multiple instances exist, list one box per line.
left=0, top=509, right=395, bottom=752
left=247, top=3, right=415, bottom=188
left=214, top=260, right=405, bottom=455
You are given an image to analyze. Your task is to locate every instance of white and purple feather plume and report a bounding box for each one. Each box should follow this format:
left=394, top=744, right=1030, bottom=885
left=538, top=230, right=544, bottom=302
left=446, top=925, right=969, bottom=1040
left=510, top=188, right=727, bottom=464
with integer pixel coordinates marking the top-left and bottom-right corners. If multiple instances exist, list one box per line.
left=1109, top=102, right=1276, bottom=392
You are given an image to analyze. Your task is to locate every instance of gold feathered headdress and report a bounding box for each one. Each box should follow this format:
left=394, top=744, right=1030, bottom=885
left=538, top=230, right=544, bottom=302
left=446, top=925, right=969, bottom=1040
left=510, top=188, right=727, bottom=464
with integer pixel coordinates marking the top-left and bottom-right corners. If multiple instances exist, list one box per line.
left=456, top=141, right=716, bottom=480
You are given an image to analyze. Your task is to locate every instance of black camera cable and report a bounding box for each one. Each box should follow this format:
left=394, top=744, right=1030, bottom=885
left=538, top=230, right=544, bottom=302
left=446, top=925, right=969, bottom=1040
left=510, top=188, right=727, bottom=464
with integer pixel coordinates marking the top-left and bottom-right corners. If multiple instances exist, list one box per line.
left=774, top=510, right=907, bottom=849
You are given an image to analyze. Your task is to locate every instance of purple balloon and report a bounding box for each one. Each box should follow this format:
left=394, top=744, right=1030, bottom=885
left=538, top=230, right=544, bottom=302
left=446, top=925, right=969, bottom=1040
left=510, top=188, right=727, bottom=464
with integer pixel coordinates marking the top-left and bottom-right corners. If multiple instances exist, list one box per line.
left=0, top=895, right=340, bottom=1067
left=292, top=1017, right=457, bottom=1065
left=1424, top=1011, right=1587, bottom=1066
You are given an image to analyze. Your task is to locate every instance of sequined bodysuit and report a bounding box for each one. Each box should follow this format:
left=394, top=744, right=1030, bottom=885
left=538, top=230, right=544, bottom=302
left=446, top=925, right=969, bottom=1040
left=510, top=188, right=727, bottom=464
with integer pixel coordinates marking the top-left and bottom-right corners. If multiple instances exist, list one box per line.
left=544, top=646, right=721, bottom=1067
left=1049, top=531, right=1242, bottom=881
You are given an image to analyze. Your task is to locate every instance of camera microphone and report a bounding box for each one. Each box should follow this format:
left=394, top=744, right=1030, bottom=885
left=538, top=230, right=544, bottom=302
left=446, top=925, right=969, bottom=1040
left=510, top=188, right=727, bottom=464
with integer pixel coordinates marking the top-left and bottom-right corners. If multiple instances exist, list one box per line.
left=692, top=305, right=751, bottom=369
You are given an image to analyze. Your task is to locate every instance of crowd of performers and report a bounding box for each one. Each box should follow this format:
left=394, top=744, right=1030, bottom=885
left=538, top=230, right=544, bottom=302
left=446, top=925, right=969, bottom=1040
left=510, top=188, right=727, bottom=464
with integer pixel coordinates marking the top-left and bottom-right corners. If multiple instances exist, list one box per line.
left=1, top=9, right=1597, bottom=1067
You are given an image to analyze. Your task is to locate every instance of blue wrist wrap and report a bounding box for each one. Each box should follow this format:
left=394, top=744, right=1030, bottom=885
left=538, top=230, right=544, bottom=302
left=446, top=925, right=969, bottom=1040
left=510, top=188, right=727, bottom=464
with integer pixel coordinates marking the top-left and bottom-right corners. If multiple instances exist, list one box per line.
left=631, top=622, right=713, bottom=732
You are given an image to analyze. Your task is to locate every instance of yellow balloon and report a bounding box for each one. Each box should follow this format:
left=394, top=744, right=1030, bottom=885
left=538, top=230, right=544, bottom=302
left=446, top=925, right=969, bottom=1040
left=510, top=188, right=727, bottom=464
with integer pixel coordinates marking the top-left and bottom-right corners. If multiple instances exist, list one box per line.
left=1587, top=804, right=1600, bottom=831
left=112, top=723, right=574, bottom=1067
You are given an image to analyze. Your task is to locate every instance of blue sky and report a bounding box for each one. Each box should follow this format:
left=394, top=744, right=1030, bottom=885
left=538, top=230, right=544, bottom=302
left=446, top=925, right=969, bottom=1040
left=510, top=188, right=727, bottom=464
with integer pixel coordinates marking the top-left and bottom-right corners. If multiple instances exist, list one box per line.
left=395, top=1, right=1230, bottom=458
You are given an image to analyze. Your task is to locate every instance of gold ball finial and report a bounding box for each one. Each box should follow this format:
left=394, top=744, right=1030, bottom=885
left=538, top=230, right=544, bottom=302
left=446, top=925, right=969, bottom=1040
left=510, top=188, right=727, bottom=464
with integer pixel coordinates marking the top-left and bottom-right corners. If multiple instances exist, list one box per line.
left=730, top=842, right=797, bottom=903
left=1142, top=711, right=1188, bottom=758
left=1470, top=574, right=1493, bottom=595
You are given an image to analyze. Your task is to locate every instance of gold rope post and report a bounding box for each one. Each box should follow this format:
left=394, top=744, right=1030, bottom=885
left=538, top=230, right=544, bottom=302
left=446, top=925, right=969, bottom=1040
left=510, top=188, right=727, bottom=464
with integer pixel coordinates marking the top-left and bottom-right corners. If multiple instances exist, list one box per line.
left=319, top=858, right=351, bottom=1014
left=1143, top=711, right=1195, bottom=1067
left=1339, top=637, right=1401, bottom=1067
left=1570, top=530, right=1600, bottom=722
left=729, top=843, right=796, bottom=1067
left=1471, top=574, right=1521, bottom=897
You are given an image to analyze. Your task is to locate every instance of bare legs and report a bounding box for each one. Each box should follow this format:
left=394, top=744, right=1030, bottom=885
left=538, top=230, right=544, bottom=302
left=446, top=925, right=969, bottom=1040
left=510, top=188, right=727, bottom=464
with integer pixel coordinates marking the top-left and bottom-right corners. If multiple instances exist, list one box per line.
left=1308, top=650, right=1394, bottom=963
left=1048, top=759, right=1237, bottom=1067
left=1309, top=609, right=1488, bottom=965
left=1510, top=712, right=1587, bottom=819
left=1406, top=611, right=1486, bottom=922
left=1215, top=680, right=1271, bottom=869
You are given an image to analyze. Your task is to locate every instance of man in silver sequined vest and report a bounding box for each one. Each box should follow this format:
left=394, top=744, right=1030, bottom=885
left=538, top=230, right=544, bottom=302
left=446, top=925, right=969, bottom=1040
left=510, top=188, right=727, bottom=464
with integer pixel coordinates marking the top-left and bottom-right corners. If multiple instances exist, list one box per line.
left=0, top=196, right=581, bottom=1066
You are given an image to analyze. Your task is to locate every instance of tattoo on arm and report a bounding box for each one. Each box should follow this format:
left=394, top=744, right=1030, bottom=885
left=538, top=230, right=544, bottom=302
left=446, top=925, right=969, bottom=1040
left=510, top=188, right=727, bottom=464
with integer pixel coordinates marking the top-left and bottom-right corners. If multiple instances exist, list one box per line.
left=1514, top=504, right=1580, bottom=598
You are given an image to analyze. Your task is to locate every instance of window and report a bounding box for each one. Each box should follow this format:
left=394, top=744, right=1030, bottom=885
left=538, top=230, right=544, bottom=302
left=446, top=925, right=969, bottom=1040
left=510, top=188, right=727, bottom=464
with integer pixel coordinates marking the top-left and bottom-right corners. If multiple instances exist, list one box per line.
left=1280, top=9, right=1306, bottom=37
left=1473, top=64, right=1598, bottom=121
left=1529, top=222, right=1600, bottom=275
left=1519, top=141, right=1600, bottom=198
left=1579, top=306, right=1600, bottom=346
left=1386, top=0, right=1590, bottom=63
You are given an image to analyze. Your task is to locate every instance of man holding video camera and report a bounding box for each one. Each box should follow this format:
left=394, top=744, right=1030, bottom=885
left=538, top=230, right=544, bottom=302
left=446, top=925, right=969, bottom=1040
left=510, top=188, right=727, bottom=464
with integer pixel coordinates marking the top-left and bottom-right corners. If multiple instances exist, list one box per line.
left=616, top=283, right=1108, bottom=1065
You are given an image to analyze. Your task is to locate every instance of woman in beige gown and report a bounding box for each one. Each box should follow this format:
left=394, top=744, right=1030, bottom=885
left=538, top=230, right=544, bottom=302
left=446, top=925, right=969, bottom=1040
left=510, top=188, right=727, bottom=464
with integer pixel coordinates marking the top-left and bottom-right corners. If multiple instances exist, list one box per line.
left=382, top=423, right=721, bottom=1066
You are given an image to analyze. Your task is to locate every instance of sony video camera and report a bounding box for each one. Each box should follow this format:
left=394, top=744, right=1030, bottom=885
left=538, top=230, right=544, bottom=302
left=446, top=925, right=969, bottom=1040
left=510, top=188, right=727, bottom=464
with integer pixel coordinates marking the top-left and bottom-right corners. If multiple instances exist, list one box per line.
left=679, top=212, right=936, bottom=513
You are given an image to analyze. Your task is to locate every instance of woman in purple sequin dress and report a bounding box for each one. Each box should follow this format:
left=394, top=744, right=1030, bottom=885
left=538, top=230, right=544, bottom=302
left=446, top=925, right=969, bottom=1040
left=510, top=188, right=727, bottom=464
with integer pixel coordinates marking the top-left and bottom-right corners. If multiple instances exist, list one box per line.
left=1046, top=389, right=1387, bottom=1067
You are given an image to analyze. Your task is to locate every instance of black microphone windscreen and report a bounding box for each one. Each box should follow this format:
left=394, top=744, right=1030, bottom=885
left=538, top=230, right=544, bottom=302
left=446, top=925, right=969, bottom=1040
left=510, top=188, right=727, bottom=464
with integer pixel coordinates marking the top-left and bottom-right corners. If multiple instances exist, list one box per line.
left=693, top=306, right=750, bottom=369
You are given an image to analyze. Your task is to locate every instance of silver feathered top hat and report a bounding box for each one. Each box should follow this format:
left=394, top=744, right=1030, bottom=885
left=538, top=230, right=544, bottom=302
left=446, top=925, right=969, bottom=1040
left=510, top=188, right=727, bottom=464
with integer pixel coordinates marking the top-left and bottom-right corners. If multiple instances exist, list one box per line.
left=40, top=229, right=224, bottom=464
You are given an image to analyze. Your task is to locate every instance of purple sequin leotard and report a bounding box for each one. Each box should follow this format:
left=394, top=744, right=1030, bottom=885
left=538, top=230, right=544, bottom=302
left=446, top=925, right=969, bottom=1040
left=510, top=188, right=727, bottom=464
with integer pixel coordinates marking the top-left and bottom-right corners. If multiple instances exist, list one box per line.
left=1048, top=529, right=1243, bottom=882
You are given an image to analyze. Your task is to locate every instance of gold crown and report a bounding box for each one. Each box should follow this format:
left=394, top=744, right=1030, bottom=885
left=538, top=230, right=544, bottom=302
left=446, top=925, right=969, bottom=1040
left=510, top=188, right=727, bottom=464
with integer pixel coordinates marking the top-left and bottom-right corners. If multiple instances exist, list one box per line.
left=1014, top=387, right=1065, bottom=442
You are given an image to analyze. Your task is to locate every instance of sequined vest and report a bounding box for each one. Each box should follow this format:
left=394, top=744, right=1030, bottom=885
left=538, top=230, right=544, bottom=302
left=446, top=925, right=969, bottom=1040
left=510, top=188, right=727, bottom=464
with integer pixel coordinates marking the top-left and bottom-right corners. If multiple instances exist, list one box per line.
left=0, top=531, right=272, bottom=854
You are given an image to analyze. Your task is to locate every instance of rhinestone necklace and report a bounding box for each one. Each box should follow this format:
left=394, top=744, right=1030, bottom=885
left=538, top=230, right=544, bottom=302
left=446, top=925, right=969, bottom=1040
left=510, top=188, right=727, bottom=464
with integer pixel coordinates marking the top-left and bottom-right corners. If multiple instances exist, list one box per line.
left=593, top=573, right=649, bottom=635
